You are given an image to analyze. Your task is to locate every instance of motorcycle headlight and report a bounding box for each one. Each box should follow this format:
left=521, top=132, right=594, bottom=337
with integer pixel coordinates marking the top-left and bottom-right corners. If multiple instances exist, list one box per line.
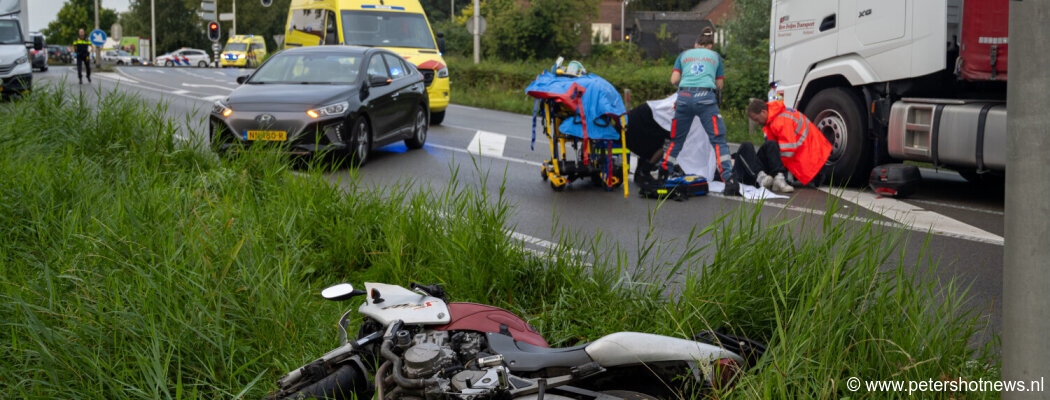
left=308, top=101, right=349, bottom=119
left=213, top=101, right=233, bottom=118
left=436, top=67, right=449, bottom=78
left=14, top=56, right=28, bottom=65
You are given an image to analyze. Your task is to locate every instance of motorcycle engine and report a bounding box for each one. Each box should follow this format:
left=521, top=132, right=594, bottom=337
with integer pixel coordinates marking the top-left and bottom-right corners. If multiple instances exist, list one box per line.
left=392, top=330, right=507, bottom=398
left=403, top=332, right=458, bottom=379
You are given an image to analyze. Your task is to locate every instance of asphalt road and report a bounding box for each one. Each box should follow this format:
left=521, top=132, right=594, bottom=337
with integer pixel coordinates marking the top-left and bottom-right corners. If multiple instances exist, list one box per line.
left=34, top=65, right=1006, bottom=344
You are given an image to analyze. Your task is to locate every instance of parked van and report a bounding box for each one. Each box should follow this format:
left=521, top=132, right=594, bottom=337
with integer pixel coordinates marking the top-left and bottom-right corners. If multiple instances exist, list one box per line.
left=221, top=35, right=266, bottom=68
left=284, top=0, right=450, bottom=124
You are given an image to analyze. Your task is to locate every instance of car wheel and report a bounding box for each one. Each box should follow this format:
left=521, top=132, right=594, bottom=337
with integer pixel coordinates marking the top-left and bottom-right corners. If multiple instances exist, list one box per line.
left=350, top=117, right=372, bottom=166
left=164, top=60, right=174, bottom=67
left=41, top=65, right=47, bottom=72
left=804, top=87, right=871, bottom=186
left=198, top=60, right=208, bottom=68
left=405, top=106, right=427, bottom=149
left=429, top=110, right=445, bottom=125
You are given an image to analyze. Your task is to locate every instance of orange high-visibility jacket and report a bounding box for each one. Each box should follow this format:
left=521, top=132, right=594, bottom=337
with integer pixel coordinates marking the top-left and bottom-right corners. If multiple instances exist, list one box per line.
left=762, top=101, right=832, bottom=185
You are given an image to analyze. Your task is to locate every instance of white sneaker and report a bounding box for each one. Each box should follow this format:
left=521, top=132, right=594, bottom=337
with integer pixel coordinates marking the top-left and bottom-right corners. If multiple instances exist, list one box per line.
left=772, top=173, right=795, bottom=193
left=756, top=171, right=773, bottom=189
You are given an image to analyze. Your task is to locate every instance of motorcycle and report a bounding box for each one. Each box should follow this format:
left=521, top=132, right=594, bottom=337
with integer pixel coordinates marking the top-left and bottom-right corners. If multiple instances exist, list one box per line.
left=267, top=282, right=763, bottom=400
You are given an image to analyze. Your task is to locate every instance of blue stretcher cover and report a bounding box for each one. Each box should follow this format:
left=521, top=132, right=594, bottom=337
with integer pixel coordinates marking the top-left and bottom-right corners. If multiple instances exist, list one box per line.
left=525, top=71, right=626, bottom=141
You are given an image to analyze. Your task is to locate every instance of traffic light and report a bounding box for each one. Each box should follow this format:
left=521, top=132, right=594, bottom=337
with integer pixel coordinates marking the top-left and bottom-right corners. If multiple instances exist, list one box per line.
left=260, top=0, right=272, bottom=6
left=208, top=21, right=220, bottom=42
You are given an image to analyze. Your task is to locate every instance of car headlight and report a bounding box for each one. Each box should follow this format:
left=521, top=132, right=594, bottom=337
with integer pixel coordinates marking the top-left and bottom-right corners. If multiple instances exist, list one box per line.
left=14, top=56, right=27, bottom=65
left=436, top=67, right=449, bottom=78
left=213, top=101, right=233, bottom=118
left=308, top=101, right=349, bottom=119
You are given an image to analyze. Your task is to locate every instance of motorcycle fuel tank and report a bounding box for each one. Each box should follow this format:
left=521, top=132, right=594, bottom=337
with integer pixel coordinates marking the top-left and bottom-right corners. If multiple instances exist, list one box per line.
left=435, top=302, right=549, bottom=348
left=358, top=282, right=452, bottom=326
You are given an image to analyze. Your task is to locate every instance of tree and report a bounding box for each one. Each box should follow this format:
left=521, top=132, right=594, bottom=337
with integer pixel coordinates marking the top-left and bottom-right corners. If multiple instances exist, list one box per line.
left=41, top=0, right=119, bottom=45
left=484, top=0, right=599, bottom=60
left=719, top=0, right=771, bottom=111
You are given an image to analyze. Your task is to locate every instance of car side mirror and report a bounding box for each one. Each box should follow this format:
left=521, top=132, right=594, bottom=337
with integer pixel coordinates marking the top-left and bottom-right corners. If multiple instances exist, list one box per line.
left=436, top=31, right=446, bottom=54
left=369, top=75, right=391, bottom=87
left=236, top=75, right=249, bottom=84
left=32, top=36, right=43, bottom=51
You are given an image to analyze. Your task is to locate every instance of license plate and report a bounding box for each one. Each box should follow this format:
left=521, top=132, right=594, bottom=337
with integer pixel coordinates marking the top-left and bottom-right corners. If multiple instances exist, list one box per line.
left=244, top=130, right=287, bottom=141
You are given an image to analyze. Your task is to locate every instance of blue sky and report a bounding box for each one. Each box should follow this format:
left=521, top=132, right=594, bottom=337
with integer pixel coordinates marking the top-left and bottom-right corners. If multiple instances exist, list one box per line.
left=29, top=0, right=131, bottom=32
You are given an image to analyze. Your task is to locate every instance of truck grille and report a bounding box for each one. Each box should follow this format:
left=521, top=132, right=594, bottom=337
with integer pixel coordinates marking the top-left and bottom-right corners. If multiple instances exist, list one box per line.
left=419, top=69, right=435, bottom=86
left=0, top=64, right=13, bottom=74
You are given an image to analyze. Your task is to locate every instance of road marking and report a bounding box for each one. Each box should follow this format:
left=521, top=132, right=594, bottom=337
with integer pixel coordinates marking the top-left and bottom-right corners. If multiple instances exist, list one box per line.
left=426, top=143, right=543, bottom=167
left=202, top=95, right=225, bottom=102
left=172, top=89, right=190, bottom=95
left=467, top=130, right=508, bottom=158
left=94, top=72, right=139, bottom=84
left=182, top=82, right=236, bottom=90
left=822, top=187, right=1004, bottom=246
left=908, top=199, right=1005, bottom=216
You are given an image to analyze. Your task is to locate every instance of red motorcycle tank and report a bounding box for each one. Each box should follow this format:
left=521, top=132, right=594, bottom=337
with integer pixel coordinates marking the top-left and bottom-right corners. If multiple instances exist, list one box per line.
left=434, top=302, right=549, bottom=348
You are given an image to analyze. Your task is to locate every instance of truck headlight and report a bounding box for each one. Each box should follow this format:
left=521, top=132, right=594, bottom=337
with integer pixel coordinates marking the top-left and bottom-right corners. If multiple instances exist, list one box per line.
left=14, top=56, right=28, bottom=65
left=436, top=67, right=449, bottom=78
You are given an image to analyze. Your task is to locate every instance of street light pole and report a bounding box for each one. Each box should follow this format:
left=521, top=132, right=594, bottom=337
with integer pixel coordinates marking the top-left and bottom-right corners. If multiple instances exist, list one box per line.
left=472, top=0, right=479, bottom=64
left=621, top=0, right=629, bottom=41
left=94, top=0, right=100, bottom=66
left=150, top=0, right=155, bottom=62
left=1003, top=1, right=1050, bottom=399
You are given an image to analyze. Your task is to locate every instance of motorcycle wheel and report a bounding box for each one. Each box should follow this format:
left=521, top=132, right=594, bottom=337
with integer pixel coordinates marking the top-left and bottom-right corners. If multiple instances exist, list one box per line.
left=277, top=365, right=372, bottom=400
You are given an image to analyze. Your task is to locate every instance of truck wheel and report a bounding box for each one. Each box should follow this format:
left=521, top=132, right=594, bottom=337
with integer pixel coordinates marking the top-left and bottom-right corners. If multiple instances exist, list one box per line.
left=804, top=87, right=872, bottom=186
left=429, top=110, right=445, bottom=125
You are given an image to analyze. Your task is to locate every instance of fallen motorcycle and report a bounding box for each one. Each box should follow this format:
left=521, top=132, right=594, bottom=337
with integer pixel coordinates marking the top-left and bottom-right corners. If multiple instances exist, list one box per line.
left=266, top=282, right=761, bottom=400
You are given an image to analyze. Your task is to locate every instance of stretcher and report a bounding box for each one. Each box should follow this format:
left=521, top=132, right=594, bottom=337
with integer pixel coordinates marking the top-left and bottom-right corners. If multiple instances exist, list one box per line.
left=526, top=70, right=630, bottom=197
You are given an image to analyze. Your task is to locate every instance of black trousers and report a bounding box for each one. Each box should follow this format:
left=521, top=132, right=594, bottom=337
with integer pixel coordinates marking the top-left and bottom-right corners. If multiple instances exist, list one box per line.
left=76, top=57, right=91, bottom=81
left=732, top=140, right=786, bottom=186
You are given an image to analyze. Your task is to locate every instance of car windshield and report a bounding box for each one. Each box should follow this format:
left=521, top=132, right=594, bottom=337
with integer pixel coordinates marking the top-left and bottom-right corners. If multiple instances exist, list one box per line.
left=249, top=53, right=361, bottom=84
left=0, top=20, right=23, bottom=45
left=116, top=50, right=131, bottom=56
left=340, top=10, right=435, bottom=50
left=224, top=43, right=248, bottom=52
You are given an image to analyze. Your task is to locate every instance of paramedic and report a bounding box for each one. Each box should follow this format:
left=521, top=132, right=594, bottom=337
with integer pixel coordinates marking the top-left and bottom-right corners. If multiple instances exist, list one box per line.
left=745, top=98, right=832, bottom=188
left=73, top=28, right=91, bottom=84
left=666, top=27, right=737, bottom=195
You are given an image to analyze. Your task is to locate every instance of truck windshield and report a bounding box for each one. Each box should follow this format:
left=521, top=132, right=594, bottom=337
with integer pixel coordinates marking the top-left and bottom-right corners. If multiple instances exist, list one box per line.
left=224, top=43, right=248, bottom=52
left=340, top=10, right=435, bottom=50
left=0, top=20, right=23, bottom=45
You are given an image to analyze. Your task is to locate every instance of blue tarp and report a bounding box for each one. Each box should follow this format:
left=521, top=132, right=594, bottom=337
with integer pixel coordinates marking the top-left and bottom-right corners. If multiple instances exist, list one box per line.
left=525, top=71, right=626, bottom=141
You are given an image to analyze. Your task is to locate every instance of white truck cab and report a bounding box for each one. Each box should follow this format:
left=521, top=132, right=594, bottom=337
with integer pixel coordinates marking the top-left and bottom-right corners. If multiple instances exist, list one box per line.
left=0, top=0, right=42, bottom=98
left=769, top=0, right=1007, bottom=184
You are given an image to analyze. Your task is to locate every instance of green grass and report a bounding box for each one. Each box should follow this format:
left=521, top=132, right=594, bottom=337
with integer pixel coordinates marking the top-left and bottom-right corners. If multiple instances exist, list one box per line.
left=0, top=84, right=997, bottom=399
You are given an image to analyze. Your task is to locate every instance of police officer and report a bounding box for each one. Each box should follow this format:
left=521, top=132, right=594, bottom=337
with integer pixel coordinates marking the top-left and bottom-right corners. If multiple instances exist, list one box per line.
left=73, top=28, right=91, bottom=84
left=665, top=27, right=737, bottom=195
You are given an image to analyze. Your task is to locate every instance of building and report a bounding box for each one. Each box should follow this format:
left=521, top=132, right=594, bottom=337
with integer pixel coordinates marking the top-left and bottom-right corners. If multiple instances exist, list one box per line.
left=581, top=0, right=735, bottom=58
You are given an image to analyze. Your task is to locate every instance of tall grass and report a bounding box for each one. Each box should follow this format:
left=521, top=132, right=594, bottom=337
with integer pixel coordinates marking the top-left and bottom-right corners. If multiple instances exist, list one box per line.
left=0, top=85, right=995, bottom=399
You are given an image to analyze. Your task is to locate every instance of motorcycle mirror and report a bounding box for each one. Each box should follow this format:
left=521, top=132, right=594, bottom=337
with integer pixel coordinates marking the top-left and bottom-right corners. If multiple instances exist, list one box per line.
left=321, top=283, right=364, bottom=301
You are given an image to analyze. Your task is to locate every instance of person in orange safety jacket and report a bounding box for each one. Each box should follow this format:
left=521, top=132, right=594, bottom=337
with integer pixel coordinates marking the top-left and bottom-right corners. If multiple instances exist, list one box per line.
left=746, top=98, right=832, bottom=186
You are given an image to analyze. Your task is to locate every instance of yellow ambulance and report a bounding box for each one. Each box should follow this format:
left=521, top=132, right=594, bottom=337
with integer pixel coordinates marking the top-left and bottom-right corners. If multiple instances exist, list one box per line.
left=284, top=0, right=450, bottom=124
left=221, top=35, right=267, bottom=68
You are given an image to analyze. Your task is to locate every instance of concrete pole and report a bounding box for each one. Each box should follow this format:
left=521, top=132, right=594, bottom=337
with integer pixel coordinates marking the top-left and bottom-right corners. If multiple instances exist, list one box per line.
left=472, top=0, right=479, bottom=64
left=1003, top=1, right=1050, bottom=399
left=621, top=0, right=626, bottom=41
left=150, top=0, right=155, bottom=62
left=232, top=0, right=236, bottom=36
left=451, top=0, right=454, bottom=22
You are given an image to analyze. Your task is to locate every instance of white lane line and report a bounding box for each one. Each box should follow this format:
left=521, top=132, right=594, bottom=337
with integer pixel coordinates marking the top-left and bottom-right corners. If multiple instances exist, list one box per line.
left=426, top=143, right=543, bottom=167
left=202, top=95, right=226, bottom=102
left=908, top=199, right=1005, bottom=216
left=94, top=72, right=139, bottom=84
left=172, top=89, right=190, bottom=95
left=466, top=130, right=508, bottom=158
left=822, top=187, right=1004, bottom=246
left=445, top=123, right=531, bottom=141
left=182, top=82, right=237, bottom=90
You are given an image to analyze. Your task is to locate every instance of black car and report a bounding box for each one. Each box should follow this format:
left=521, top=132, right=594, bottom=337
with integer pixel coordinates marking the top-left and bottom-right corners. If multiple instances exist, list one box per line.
left=47, top=44, right=72, bottom=64
left=210, top=46, right=429, bottom=165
